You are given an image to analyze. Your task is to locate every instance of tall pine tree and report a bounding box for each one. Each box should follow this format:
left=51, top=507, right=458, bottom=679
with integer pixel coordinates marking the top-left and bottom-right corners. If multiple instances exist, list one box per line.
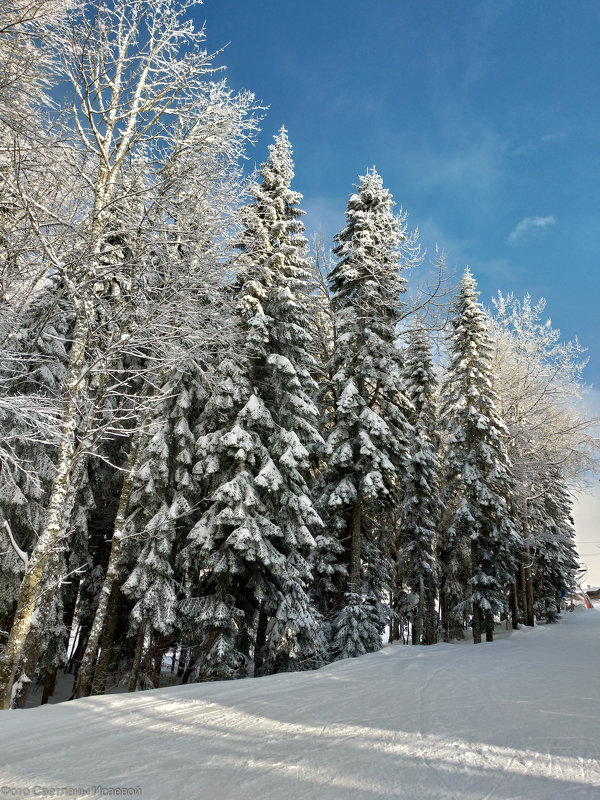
left=530, top=471, right=579, bottom=623
left=318, top=169, right=415, bottom=658
left=398, top=323, right=442, bottom=645
left=183, top=128, right=325, bottom=679
left=440, top=269, right=521, bottom=643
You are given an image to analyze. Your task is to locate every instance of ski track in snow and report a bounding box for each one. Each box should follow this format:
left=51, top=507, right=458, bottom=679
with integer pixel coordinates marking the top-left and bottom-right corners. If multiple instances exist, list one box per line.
left=1, top=608, right=600, bottom=799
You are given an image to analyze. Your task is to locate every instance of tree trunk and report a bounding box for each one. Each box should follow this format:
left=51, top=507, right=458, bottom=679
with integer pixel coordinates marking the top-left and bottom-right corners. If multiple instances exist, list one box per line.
left=11, top=552, right=63, bottom=710
left=176, top=645, right=187, bottom=679
left=485, top=611, right=494, bottom=642
left=181, top=652, right=197, bottom=684
left=440, top=586, right=449, bottom=643
left=149, top=635, right=169, bottom=689
left=11, top=460, right=90, bottom=709
left=422, top=574, right=437, bottom=645
left=253, top=604, right=269, bottom=676
left=11, top=625, right=43, bottom=709
left=41, top=667, right=58, bottom=705
left=472, top=604, right=482, bottom=644
left=68, top=624, right=88, bottom=681
left=349, top=496, right=362, bottom=596
left=90, top=578, right=124, bottom=695
left=0, top=311, right=90, bottom=709
left=520, top=512, right=535, bottom=628
left=510, top=580, right=520, bottom=630
left=525, top=557, right=535, bottom=627
left=471, top=539, right=482, bottom=644
left=388, top=592, right=400, bottom=643
left=520, top=544, right=535, bottom=627
left=412, top=577, right=424, bottom=645
left=62, top=574, right=81, bottom=670
left=128, top=623, right=146, bottom=692
left=75, top=433, right=141, bottom=698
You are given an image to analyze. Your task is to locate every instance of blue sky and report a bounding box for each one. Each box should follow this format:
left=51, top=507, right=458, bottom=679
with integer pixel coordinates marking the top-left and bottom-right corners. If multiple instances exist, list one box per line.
left=199, top=0, right=599, bottom=392
left=197, top=0, right=600, bottom=581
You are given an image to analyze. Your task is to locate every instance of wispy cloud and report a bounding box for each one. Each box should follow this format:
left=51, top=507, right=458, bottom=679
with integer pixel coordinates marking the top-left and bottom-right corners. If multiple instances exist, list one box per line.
left=512, top=131, right=569, bottom=157
left=415, top=133, right=507, bottom=197
left=508, top=215, right=556, bottom=244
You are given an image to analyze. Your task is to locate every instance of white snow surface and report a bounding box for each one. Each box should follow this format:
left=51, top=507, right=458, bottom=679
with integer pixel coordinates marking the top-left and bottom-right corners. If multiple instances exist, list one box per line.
left=2, top=607, right=600, bottom=799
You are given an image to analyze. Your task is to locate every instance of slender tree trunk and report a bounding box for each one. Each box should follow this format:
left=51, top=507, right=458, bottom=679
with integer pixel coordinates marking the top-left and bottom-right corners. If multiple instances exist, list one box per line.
left=510, top=580, right=520, bottom=630
left=68, top=624, right=88, bottom=680
left=520, top=512, right=535, bottom=628
left=411, top=603, right=421, bottom=645
left=0, top=305, right=94, bottom=709
left=519, top=557, right=528, bottom=624
left=471, top=540, right=482, bottom=644
left=388, top=592, right=400, bottom=643
left=176, top=646, right=187, bottom=679
left=75, top=433, right=141, bottom=698
left=0, top=457, right=80, bottom=708
left=440, top=586, right=449, bottom=643
left=11, top=458, right=90, bottom=709
left=90, top=578, right=124, bottom=695
left=254, top=604, right=269, bottom=676
left=181, top=652, right=197, bottom=684
left=41, top=667, right=57, bottom=705
left=422, top=574, right=437, bottom=645
left=62, top=573, right=81, bottom=670
left=128, top=623, right=146, bottom=692
left=349, top=496, right=362, bottom=596
left=472, top=604, right=482, bottom=644
left=525, top=554, right=535, bottom=627
left=520, top=545, right=535, bottom=627
left=149, top=635, right=168, bottom=688
left=485, top=611, right=494, bottom=642
left=412, top=577, right=424, bottom=645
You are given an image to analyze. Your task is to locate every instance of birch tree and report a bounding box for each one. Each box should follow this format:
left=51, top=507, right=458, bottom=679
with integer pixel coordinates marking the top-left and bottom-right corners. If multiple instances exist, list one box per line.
left=0, top=0, right=257, bottom=708
left=489, top=293, right=598, bottom=624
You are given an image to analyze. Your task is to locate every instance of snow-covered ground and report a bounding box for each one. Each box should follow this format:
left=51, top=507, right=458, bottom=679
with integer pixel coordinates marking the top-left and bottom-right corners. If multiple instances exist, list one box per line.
left=1, top=607, right=599, bottom=800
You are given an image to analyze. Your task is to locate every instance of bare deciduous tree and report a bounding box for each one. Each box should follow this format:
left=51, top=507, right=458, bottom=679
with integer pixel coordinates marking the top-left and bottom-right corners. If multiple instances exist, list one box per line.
left=0, top=0, right=258, bottom=707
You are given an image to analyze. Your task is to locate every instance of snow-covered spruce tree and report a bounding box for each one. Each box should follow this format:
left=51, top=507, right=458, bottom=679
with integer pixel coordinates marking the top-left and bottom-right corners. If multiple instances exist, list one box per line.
left=530, top=473, right=579, bottom=623
left=317, top=169, right=414, bottom=659
left=398, top=322, right=442, bottom=645
left=440, top=269, right=521, bottom=643
left=183, top=128, right=325, bottom=680
left=119, top=363, right=205, bottom=690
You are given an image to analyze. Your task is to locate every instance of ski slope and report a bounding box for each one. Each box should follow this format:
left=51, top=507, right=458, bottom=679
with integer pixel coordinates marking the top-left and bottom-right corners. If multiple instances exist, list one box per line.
left=1, top=607, right=599, bottom=800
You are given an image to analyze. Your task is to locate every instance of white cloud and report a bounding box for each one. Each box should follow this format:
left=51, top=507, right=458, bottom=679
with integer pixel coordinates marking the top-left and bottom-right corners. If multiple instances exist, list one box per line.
left=417, top=133, right=507, bottom=196
left=508, top=215, right=556, bottom=244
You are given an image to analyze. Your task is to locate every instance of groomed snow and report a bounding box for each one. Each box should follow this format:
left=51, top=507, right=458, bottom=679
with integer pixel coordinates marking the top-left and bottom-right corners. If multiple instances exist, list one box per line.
left=1, top=608, right=599, bottom=799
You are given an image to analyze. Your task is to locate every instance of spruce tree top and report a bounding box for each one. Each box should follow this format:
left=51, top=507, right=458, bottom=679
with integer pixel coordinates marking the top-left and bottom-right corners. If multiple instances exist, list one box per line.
left=445, top=270, right=499, bottom=411
left=330, top=168, right=407, bottom=329
left=238, top=126, right=307, bottom=283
